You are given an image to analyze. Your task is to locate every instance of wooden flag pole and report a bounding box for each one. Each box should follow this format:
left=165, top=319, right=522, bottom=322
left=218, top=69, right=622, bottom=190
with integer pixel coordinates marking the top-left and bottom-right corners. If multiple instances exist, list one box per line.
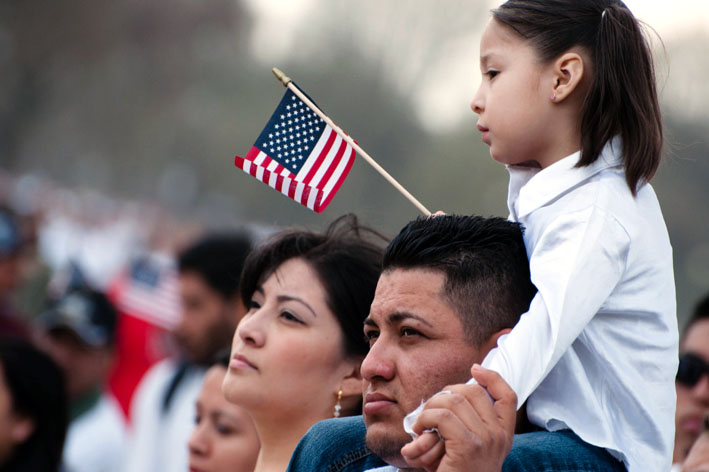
left=272, top=67, right=431, bottom=217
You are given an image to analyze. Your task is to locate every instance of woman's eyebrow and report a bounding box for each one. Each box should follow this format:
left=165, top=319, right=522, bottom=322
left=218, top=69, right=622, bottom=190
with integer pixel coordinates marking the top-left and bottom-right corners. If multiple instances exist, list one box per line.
left=276, top=295, right=317, bottom=318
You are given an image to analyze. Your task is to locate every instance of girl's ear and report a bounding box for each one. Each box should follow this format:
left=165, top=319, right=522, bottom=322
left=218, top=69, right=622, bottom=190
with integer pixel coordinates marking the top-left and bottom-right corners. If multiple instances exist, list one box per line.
left=550, top=50, right=586, bottom=103
left=11, top=416, right=35, bottom=445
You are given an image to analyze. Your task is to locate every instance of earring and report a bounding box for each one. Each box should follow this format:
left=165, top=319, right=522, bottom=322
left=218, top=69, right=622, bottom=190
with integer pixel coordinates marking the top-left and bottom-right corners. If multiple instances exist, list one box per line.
left=333, top=389, right=343, bottom=418
left=550, top=92, right=557, bottom=101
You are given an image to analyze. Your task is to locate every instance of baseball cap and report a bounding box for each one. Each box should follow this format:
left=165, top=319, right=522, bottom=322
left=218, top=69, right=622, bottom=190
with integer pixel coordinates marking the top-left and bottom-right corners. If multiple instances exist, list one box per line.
left=39, top=289, right=118, bottom=348
left=0, top=210, right=21, bottom=256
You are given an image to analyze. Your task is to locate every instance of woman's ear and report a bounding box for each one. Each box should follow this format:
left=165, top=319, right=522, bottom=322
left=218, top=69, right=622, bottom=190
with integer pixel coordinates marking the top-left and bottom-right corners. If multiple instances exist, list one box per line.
left=11, top=416, right=35, bottom=445
left=337, top=362, right=363, bottom=417
left=550, top=50, right=586, bottom=103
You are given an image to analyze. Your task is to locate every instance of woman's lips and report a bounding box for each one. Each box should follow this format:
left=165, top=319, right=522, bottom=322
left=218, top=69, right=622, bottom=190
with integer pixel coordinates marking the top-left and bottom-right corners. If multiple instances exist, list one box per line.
left=363, top=392, right=397, bottom=416
left=229, top=353, right=258, bottom=371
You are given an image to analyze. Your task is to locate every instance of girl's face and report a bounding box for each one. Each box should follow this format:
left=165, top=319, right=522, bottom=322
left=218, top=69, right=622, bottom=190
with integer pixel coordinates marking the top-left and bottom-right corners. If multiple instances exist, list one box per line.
left=471, top=19, right=557, bottom=167
left=223, top=257, right=357, bottom=423
left=188, top=366, right=260, bottom=472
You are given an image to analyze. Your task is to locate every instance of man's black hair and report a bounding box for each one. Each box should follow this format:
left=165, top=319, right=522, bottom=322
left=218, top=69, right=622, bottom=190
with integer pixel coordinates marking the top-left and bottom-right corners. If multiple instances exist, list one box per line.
left=383, top=215, right=537, bottom=346
left=681, top=293, right=709, bottom=344
left=178, top=233, right=253, bottom=300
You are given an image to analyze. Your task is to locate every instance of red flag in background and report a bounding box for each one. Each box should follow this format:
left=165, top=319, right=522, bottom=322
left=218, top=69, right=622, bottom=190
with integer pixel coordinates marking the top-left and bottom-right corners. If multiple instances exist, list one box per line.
left=234, top=88, right=355, bottom=213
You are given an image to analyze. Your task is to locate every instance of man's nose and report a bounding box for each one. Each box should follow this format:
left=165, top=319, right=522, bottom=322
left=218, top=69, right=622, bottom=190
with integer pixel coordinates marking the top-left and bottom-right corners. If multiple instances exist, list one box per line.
left=361, top=338, right=395, bottom=382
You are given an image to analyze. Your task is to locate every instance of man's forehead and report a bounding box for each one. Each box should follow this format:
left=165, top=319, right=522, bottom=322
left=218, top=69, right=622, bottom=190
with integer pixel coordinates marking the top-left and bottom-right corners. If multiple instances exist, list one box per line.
left=369, top=268, right=451, bottom=322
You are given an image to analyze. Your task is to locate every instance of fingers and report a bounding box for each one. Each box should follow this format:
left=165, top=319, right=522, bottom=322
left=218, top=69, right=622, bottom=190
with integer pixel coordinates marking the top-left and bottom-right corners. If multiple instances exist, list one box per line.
left=471, top=364, right=518, bottom=434
left=401, top=432, right=445, bottom=470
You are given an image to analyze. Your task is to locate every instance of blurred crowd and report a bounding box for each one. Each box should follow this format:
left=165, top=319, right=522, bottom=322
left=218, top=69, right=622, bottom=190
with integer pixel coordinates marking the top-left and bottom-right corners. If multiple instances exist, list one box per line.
left=0, top=170, right=707, bottom=472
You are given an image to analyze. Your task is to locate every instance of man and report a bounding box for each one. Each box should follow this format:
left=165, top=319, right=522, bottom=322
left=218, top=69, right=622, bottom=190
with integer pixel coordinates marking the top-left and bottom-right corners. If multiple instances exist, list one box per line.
left=673, top=294, right=709, bottom=469
left=38, top=288, right=125, bottom=472
left=123, top=232, right=252, bottom=472
left=288, top=215, right=536, bottom=471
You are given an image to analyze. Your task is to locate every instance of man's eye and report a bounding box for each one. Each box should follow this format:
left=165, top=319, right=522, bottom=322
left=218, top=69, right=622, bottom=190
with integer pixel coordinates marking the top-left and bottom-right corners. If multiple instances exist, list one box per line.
left=400, top=327, right=421, bottom=337
left=485, top=70, right=499, bottom=79
left=364, top=330, right=379, bottom=344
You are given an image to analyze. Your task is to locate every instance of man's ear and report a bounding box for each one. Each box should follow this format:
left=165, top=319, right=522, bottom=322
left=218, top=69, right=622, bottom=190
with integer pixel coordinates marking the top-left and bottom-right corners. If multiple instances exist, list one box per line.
left=479, top=327, right=512, bottom=356
left=550, top=50, right=586, bottom=103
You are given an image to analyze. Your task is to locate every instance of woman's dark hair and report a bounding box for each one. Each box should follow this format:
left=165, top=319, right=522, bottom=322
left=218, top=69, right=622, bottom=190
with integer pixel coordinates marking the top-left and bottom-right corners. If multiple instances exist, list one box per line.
left=0, top=337, right=68, bottom=472
left=493, top=0, right=663, bottom=195
left=239, top=215, right=386, bottom=358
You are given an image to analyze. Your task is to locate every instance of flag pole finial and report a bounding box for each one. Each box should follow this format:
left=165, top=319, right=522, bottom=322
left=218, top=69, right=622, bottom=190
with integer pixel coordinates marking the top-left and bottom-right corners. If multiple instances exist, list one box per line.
left=272, top=67, right=292, bottom=87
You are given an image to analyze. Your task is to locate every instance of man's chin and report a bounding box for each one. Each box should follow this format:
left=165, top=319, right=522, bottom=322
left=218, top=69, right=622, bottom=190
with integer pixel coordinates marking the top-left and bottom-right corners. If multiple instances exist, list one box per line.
left=365, top=421, right=411, bottom=468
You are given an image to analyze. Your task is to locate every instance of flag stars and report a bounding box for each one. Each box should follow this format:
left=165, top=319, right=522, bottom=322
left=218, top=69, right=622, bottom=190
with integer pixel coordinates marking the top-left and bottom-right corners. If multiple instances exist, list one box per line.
left=286, top=105, right=291, bottom=110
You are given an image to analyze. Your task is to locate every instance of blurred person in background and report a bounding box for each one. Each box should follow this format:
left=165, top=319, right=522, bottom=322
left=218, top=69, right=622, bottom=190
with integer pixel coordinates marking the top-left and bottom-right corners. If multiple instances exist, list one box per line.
left=222, top=215, right=385, bottom=472
left=36, top=288, right=124, bottom=472
left=673, top=294, right=709, bottom=470
left=125, top=233, right=253, bottom=472
left=0, top=337, right=67, bottom=472
left=0, top=208, right=30, bottom=338
left=188, top=351, right=260, bottom=472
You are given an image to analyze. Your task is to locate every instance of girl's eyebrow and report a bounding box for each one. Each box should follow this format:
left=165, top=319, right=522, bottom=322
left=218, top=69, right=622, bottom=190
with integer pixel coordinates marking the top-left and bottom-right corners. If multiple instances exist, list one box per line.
left=276, top=295, right=317, bottom=318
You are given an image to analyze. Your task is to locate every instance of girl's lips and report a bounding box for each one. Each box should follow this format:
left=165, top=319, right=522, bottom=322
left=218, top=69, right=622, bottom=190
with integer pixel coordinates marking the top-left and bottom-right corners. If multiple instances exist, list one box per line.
left=230, top=353, right=258, bottom=371
left=477, top=124, right=490, bottom=145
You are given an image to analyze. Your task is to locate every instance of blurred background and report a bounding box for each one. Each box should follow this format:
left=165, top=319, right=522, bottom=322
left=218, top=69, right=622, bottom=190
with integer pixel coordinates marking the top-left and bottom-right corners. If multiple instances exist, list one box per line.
left=0, top=0, right=707, bottom=325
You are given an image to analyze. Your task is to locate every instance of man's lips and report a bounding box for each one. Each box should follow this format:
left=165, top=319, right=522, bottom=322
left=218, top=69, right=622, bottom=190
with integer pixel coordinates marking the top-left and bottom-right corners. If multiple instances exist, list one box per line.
left=364, top=392, right=397, bottom=416
left=229, top=353, right=258, bottom=371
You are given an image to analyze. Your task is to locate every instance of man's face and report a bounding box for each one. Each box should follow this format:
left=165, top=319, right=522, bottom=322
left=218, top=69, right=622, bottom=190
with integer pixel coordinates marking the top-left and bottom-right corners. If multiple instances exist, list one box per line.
left=175, top=272, right=242, bottom=365
left=675, top=319, right=709, bottom=462
left=361, top=268, right=485, bottom=468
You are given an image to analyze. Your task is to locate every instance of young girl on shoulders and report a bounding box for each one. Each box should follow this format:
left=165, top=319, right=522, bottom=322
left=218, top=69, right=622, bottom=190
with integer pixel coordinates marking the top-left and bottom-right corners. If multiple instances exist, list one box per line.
left=410, top=1, right=677, bottom=471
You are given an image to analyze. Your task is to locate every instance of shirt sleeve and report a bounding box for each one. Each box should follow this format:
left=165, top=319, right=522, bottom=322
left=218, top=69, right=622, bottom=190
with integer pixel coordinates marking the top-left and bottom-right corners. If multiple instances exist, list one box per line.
left=482, top=205, right=631, bottom=408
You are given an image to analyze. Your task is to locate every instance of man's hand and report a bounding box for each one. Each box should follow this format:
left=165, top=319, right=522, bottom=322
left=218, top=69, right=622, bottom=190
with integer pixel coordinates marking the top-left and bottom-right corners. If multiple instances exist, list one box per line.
left=400, top=365, right=517, bottom=472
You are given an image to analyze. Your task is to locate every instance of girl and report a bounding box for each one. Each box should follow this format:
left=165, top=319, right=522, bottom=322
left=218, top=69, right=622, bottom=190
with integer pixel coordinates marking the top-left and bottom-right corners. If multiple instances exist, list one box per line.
left=408, top=1, right=677, bottom=471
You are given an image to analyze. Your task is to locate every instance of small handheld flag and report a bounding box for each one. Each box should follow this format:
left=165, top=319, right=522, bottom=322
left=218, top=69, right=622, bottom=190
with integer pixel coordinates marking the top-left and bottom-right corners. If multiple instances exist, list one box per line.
left=234, top=88, right=355, bottom=213
left=235, top=69, right=431, bottom=215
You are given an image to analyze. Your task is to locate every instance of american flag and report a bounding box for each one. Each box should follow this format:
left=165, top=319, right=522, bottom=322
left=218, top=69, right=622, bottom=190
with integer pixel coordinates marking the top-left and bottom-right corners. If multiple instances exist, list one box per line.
left=234, top=87, right=355, bottom=213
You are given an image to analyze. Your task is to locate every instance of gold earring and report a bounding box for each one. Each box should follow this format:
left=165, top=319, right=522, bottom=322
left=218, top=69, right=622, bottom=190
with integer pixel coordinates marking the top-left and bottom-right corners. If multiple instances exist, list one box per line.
left=333, top=389, right=343, bottom=418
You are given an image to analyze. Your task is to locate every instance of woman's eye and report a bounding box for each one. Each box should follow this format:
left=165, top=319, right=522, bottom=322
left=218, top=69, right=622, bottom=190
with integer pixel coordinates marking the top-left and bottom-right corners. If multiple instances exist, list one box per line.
left=485, top=70, right=499, bottom=79
left=248, top=299, right=262, bottom=311
left=215, top=423, right=234, bottom=435
left=194, top=414, right=202, bottom=425
left=281, top=310, right=303, bottom=324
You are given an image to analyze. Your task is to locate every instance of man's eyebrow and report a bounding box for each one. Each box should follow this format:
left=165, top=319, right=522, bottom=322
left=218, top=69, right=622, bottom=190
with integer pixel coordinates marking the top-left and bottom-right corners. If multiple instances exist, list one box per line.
left=276, top=295, right=317, bottom=318
left=388, top=312, right=434, bottom=328
left=363, top=317, right=377, bottom=327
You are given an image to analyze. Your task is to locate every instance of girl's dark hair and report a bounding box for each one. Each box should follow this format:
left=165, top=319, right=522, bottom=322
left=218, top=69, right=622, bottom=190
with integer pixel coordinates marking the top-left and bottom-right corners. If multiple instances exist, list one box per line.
left=493, top=0, right=663, bottom=195
left=0, top=337, right=68, bottom=472
left=239, top=214, right=386, bottom=358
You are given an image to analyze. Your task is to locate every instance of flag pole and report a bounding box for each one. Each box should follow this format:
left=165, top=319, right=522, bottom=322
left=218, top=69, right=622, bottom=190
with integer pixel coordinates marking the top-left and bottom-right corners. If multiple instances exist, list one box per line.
left=272, top=67, right=431, bottom=217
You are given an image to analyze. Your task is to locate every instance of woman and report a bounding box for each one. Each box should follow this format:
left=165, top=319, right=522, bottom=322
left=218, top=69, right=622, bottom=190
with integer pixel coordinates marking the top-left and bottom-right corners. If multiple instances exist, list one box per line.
left=222, top=215, right=385, bottom=472
left=0, top=337, right=68, bottom=472
left=188, top=353, right=260, bottom=472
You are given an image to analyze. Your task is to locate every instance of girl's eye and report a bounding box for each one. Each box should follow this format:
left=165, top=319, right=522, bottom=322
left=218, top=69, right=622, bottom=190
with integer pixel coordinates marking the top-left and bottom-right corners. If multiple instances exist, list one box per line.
left=215, top=423, right=234, bottom=435
left=485, top=70, right=499, bottom=79
left=281, top=310, right=303, bottom=324
left=194, top=414, right=202, bottom=425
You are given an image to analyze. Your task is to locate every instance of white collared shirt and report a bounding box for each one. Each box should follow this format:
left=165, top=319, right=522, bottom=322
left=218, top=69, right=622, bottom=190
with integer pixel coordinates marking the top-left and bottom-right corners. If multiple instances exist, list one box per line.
left=482, top=137, right=678, bottom=471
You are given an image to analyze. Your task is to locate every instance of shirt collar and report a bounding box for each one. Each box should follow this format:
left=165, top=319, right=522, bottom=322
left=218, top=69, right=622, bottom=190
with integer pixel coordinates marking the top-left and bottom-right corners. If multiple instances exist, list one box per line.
left=507, top=136, right=623, bottom=219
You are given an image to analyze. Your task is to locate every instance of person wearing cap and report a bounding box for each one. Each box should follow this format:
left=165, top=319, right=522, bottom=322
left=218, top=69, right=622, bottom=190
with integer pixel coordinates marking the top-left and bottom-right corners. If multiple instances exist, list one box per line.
left=673, top=294, right=709, bottom=471
left=37, top=287, right=126, bottom=472
left=0, top=207, right=30, bottom=338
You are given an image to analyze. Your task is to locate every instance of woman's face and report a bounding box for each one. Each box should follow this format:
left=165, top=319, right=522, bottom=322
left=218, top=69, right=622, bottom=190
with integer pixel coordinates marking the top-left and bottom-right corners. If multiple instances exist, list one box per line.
left=223, top=257, right=355, bottom=422
left=188, top=366, right=260, bottom=472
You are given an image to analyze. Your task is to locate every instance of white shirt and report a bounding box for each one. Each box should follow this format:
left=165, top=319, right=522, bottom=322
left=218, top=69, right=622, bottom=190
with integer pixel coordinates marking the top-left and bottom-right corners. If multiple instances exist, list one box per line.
left=122, top=359, right=206, bottom=472
left=63, top=394, right=127, bottom=472
left=483, top=137, right=678, bottom=471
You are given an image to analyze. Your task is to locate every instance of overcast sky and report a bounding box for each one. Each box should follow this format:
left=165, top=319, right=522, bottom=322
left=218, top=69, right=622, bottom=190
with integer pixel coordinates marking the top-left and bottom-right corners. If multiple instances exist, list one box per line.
left=243, top=0, right=709, bottom=132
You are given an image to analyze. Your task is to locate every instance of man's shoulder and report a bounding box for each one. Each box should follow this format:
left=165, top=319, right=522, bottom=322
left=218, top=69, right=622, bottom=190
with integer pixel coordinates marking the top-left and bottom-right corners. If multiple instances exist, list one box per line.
left=287, top=416, right=387, bottom=472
